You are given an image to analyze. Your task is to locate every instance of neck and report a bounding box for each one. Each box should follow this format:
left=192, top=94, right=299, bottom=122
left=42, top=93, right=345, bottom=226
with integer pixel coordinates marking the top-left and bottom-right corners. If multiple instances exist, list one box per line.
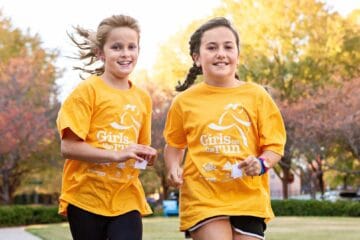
left=204, top=77, right=242, bottom=88
left=101, top=73, right=130, bottom=90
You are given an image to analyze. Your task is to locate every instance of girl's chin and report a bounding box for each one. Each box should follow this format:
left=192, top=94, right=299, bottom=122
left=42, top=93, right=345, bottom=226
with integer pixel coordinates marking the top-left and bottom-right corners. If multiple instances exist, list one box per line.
left=211, top=72, right=234, bottom=78
left=117, top=67, right=133, bottom=74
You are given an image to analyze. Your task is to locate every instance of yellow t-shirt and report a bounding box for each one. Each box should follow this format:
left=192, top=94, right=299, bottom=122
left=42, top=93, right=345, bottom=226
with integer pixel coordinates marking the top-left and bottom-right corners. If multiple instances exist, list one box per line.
left=164, top=81, right=286, bottom=231
left=56, top=75, right=152, bottom=216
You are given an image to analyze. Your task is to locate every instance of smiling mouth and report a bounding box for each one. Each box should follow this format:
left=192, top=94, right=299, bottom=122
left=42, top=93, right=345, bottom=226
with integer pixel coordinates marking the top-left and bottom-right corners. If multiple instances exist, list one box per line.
left=117, top=61, right=132, bottom=66
left=213, top=62, right=228, bottom=66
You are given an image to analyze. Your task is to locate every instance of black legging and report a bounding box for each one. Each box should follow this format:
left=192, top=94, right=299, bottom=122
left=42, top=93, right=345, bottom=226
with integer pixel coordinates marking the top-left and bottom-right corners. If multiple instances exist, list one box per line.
left=67, top=204, right=142, bottom=240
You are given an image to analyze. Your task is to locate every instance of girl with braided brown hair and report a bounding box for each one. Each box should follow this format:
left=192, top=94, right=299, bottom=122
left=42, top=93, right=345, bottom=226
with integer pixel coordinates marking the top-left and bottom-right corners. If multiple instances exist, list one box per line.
left=57, top=14, right=157, bottom=240
left=164, top=17, right=286, bottom=240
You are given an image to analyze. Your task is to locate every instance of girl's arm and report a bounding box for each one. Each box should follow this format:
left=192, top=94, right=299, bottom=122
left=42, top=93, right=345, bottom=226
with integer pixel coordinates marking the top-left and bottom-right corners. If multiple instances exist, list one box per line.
left=238, top=150, right=282, bottom=176
left=258, top=150, right=282, bottom=168
left=164, top=144, right=185, bottom=188
left=61, top=128, right=156, bottom=163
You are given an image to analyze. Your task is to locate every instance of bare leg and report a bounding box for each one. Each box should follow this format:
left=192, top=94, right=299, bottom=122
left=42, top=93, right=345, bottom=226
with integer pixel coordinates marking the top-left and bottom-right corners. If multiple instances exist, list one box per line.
left=190, top=218, right=233, bottom=240
left=233, top=229, right=264, bottom=240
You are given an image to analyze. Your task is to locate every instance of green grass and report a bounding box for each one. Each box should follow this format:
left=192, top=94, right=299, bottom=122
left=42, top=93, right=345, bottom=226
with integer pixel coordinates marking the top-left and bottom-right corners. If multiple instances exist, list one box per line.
left=266, top=217, right=360, bottom=240
left=27, top=217, right=183, bottom=240
left=27, top=216, right=360, bottom=240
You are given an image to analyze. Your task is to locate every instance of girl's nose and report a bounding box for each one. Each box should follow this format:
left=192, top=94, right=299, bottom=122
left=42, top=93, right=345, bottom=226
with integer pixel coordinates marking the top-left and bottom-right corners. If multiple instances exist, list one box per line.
left=120, top=49, right=130, bottom=57
left=216, top=48, right=226, bottom=59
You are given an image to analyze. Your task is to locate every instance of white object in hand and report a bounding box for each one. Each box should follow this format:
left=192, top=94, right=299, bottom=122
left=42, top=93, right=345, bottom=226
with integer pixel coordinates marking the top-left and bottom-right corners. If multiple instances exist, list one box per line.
left=134, top=160, right=148, bottom=169
left=231, top=164, right=243, bottom=178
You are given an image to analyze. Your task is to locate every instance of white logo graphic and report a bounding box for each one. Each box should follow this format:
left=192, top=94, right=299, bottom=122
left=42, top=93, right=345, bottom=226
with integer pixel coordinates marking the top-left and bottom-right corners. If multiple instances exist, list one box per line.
left=199, top=103, right=251, bottom=182
left=91, top=104, right=142, bottom=178
left=208, top=103, right=251, bottom=147
left=96, top=104, right=141, bottom=151
left=110, top=104, right=140, bottom=137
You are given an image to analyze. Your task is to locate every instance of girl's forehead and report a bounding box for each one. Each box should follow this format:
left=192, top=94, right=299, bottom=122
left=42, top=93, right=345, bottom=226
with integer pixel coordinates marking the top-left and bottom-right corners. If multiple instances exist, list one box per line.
left=107, top=27, right=139, bottom=42
left=201, top=26, right=236, bottom=43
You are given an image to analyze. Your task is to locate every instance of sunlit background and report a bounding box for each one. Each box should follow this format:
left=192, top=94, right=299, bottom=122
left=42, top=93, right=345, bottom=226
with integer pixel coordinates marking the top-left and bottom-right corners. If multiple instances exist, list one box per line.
left=0, top=0, right=359, bottom=214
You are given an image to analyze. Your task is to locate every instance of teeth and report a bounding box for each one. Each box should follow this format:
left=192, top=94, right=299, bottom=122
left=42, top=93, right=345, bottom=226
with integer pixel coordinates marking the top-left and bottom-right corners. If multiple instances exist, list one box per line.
left=118, top=61, right=131, bottom=65
left=214, top=62, right=227, bottom=66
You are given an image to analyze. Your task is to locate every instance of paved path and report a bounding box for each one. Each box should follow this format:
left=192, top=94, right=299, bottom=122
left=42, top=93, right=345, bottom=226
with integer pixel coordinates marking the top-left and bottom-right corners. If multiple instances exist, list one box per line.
left=0, top=227, right=41, bottom=240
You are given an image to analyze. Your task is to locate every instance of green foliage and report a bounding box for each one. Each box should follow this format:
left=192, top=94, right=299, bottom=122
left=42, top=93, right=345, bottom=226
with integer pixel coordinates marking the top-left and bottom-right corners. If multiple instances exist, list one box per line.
left=0, top=205, right=66, bottom=227
left=272, top=200, right=360, bottom=217
left=0, top=11, right=58, bottom=65
left=139, top=169, right=161, bottom=195
left=153, top=0, right=360, bottom=101
left=0, top=11, right=61, bottom=204
left=221, top=0, right=360, bottom=100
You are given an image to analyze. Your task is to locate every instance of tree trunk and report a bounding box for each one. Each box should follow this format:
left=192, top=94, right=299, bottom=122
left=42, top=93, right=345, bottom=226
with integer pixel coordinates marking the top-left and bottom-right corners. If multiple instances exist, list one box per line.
left=310, top=173, right=317, bottom=199
left=0, top=171, right=11, bottom=204
left=315, top=155, right=325, bottom=198
left=282, top=169, right=289, bottom=199
left=161, top=174, right=169, bottom=201
left=318, top=172, right=324, bottom=197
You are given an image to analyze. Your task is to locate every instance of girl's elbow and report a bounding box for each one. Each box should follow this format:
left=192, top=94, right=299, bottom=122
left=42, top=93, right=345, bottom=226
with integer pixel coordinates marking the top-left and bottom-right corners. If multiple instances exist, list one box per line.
left=60, top=141, right=72, bottom=159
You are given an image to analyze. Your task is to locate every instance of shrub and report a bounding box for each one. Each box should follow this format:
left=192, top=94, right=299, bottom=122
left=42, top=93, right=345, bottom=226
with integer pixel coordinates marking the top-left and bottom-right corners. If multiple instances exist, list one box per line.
left=0, top=205, right=66, bottom=227
left=272, top=200, right=360, bottom=217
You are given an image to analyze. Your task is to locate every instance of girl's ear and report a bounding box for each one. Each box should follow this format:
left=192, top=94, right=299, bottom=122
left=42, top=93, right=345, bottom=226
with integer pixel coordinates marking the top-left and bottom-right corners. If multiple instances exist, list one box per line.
left=192, top=53, right=200, bottom=67
left=95, top=48, right=105, bottom=62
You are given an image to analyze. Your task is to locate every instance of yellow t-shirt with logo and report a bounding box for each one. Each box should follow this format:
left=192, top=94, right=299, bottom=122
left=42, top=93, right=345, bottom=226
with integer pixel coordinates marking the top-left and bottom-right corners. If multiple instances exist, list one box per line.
left=56, top=75, right=152, bottom=216
left=164, top=81, right=286, bottom=231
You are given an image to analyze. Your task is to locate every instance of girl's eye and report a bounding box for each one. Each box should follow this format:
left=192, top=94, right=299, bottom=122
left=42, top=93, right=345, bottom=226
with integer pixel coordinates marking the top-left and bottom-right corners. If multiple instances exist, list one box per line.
left=128, top=44, right=138, bottom=50
left=207, top=46, right=216, bottom=50
left=111, top=44, right=123, bottom=50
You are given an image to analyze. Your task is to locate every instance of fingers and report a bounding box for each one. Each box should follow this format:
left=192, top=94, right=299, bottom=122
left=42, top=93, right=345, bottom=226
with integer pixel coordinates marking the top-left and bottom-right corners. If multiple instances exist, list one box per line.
left=147, top=154, right=157, bottom=166
left=132, top=154, right=146, bottom=162
left=237, top=160, right=248, bottom=168
left=139, top=154, right=155, bottom=166
left=123, top=144, right=157, bottom=164
left=131, top=144, right=157, bottom=156
left=237, top=156, right=262, bottom=176
left=167, top=167, right=183, bottom=188
left=145, top=150, right=157, bottom=166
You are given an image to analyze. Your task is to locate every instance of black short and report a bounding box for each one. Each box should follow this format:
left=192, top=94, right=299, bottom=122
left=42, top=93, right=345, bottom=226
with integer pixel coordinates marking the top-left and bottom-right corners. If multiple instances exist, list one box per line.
left=185, top=215, right=266, bottom=239
left=67, top=204, right=142, bottom=240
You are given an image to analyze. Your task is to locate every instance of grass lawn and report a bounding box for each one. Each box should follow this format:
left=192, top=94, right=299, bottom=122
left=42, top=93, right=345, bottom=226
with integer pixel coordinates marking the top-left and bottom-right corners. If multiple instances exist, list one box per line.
left=27, top=216, right=360, bottom=240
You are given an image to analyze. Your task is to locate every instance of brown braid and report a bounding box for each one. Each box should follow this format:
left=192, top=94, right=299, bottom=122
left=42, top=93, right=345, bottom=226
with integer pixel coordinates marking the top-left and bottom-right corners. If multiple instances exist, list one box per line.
left=176, top=64, right=202, bottom=91
left=176, top=17, right=240, bottom=91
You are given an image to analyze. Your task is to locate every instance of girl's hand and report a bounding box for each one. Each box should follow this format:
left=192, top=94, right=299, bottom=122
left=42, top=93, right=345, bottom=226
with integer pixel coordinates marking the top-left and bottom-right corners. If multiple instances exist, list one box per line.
left=116, top=144, right=157, bottom=163
left=167, top=165, right=183, bottom=188
left=237, top=155, right=262, bottom=176
left=138, top=150, right=157, bottom=166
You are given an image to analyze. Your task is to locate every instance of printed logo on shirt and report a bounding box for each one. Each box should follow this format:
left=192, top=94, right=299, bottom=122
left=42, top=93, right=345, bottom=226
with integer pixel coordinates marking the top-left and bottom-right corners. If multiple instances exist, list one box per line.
left=96, top=104, right=140, bottom=151
left=200, top=103, right=251, bottom=155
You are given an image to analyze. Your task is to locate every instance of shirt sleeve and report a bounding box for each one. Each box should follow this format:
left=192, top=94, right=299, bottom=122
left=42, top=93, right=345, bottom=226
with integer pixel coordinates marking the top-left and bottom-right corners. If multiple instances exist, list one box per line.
left=163, top=98, right=187, bottom=148
left=138, top=94, right=152, bottom=146
left=257, top=89, right=286, bottom=156
left=56, top=88, right=92, bottom=140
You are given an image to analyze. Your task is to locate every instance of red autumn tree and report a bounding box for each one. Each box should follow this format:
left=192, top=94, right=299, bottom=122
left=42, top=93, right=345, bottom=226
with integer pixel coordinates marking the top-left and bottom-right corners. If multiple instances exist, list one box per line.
left=0, top=11, right=60, bottom=204
left=0, top=56, right=58, bottom=204
left=279, top=77, right=360, bottom=197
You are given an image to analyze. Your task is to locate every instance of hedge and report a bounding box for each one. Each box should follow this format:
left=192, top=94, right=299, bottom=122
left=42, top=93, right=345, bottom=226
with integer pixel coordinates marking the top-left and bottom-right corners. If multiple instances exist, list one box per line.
left=0, top=200, right=359, bottom=227
left=0, top=205, right=66, bottom=227
left=272, top=200, right=360, bottom=217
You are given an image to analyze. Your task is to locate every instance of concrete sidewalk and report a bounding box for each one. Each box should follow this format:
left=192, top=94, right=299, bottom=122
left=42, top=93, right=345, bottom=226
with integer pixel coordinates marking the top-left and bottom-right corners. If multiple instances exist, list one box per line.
left=0, top=227, right=41, bottom=240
